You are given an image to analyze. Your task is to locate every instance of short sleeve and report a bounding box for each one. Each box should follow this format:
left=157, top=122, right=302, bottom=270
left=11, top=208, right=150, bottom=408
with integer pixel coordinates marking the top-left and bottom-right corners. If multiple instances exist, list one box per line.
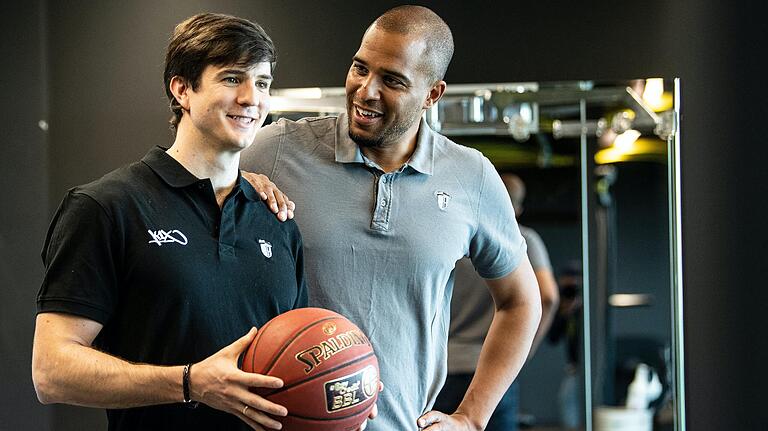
left=37, top=190, right=121, bottom=324
left=468, top=157, right=527, bottom=279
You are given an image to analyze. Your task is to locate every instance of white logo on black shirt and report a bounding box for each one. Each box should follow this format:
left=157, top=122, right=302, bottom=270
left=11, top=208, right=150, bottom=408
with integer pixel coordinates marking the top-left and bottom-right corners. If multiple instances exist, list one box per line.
left=435, top=191, right=451, bottom=211
left=259, top=239, right=272, bottom=258
left=147, top=229, right=188, bottom=246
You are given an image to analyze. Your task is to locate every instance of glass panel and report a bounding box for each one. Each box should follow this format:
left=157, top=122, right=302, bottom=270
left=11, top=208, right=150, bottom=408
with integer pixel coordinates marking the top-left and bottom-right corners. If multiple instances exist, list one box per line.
left=267, top=79, right=682, bottom=431
left=577, top=79, right=680, bottom=431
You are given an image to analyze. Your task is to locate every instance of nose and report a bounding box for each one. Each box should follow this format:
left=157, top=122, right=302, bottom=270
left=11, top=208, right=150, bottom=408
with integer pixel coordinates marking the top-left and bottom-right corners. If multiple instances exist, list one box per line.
left=357, top=74, right=380, bottom=101
left=237, top=81, right=258, bottom=107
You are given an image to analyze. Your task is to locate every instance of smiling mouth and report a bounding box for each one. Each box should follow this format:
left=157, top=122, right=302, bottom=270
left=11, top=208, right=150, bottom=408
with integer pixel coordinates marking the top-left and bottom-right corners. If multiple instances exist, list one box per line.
left=227, top=114, right=256, bottom=125
left=354, top=104, right=383, bottom=120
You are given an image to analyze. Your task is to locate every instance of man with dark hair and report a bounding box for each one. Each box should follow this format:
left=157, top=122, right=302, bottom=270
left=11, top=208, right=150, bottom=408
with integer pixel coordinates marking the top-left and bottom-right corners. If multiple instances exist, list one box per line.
left=241, top=6, right=542, bottom=430
left=32, top=13, right=305, bottom=430
left=163, top=13, right=277, bottom=133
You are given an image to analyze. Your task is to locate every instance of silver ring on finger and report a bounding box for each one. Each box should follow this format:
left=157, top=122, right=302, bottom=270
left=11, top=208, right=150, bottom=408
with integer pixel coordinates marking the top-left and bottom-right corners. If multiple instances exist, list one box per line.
left=243, top=405, right=249, bottom=416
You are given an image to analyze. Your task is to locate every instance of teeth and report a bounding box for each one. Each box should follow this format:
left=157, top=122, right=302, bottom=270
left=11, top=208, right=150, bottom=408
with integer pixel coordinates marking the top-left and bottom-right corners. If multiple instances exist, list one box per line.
left=229, top=115, right=254, bottom=123
left=356, top=106, right=381, bottom=118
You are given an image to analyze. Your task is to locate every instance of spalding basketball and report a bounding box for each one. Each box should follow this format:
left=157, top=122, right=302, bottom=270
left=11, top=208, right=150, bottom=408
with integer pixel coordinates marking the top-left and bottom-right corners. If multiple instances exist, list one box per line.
left=241, top=307, right=379, bottom=431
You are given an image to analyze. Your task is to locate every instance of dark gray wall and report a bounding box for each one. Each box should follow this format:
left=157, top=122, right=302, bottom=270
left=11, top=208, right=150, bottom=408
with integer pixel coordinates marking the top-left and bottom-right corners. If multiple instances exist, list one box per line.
left=676, top=2, right=766, bottom=429
left=2, top=0, right=764, bottom=429
left=0, top=1, right=51, bottom=430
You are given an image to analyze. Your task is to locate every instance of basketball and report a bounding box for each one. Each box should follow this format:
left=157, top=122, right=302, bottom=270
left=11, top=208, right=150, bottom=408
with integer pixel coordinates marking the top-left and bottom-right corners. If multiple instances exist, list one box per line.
left=241, top=307, right=379, bottom=431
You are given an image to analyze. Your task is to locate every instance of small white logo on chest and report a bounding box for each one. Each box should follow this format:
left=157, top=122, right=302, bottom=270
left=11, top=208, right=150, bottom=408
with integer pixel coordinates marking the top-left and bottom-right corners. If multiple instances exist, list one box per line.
left=435, top=191, right=451, bottom=211
left=147, top=229, right=188, bottom=246
left=259, top=239, right=272, bottom=258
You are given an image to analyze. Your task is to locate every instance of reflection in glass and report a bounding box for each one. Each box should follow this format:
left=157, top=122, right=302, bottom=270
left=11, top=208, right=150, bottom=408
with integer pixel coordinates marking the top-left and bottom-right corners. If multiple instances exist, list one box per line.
left=266, top=79, right=682, bottom=431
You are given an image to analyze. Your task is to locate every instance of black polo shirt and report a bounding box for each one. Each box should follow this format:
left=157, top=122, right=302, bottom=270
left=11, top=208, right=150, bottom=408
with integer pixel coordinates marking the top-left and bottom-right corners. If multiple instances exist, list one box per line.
left=38, top=146, right=307, bottom=430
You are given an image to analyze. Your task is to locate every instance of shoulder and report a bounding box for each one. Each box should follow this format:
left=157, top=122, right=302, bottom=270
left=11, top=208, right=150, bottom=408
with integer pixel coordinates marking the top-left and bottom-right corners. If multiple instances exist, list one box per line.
left=431, top=132, right=500, bottom=201
left=45, top=164, right=150, bottom=247
left=65, top=160, right=161, bottom=222
left=256, top=116, right=338, bottom=145
left=431, top=131, right=489, bottom=173
left=74, top=160, right=150, bottom=201
left=247, top=116, right=339, bottom=175
left=426, top=129, right=503, bottom=202
left=282, top=218, right=303, bottom=243
left=252, top=201, right=303, bottom=243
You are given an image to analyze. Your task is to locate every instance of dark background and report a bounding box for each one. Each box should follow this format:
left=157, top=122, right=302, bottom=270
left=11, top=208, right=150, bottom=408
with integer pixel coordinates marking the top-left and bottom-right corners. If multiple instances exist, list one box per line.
left=1, top=0, right=764, bottom=429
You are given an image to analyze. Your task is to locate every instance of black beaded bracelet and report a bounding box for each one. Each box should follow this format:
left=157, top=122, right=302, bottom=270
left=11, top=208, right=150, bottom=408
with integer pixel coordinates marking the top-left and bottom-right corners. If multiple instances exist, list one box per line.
left=182, top=363, right=199, bottom=409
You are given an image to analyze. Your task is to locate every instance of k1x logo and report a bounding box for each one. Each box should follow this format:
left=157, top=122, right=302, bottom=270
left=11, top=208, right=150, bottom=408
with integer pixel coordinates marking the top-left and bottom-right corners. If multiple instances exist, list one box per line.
left=147, top=229, right=188, bottom=246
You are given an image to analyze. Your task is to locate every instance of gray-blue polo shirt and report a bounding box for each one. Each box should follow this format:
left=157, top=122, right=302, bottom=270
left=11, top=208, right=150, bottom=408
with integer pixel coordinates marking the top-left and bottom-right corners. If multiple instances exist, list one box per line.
left=241, top=113, right=526, bottom=430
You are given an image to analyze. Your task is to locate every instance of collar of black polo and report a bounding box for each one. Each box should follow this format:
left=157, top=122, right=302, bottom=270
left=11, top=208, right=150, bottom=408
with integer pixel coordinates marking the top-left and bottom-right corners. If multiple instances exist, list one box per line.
left=141, top=146, right=260, bottom=202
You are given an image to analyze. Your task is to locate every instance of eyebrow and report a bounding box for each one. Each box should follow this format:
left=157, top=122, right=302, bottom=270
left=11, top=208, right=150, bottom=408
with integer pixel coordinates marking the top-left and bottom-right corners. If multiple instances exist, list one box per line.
left=352, top=56, right=411, bottom=86
left=216, top=68, right=273, bottom=81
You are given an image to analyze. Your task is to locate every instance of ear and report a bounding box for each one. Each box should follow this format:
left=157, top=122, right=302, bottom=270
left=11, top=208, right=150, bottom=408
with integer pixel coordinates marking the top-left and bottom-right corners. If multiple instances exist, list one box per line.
left=169, top=76, right=192, bottom=111
left=423, top=80, right=447, bottom=109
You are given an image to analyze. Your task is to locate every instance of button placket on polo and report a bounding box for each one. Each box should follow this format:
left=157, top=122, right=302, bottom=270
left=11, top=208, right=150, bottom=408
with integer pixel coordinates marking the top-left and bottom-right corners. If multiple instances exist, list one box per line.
left=371, top=171, right=394, bottom=231
left=191, top=180, right=223, bottom=244
left=218, top=192, right=238, bottom=258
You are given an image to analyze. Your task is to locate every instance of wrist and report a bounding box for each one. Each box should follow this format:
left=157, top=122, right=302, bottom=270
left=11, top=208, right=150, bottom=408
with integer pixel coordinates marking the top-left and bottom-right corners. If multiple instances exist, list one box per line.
left=453, top=409, right=485, bottom=431
left=182, top=363, right=199, bottom=408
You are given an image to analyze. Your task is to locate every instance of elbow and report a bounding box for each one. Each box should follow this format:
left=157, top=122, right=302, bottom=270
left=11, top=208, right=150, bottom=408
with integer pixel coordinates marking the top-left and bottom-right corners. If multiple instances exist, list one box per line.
left=33, top=363, right=57, bottom=404
left=519, top=294, right=542, bottom=328
left=33, top=369, right=55, bottom=404
left=32, top=355, right=63, bottom=405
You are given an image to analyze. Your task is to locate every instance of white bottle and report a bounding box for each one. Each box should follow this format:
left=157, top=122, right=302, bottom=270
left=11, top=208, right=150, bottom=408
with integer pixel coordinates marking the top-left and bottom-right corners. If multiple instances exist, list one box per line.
left=626, top=363, right=651, bottom=409
left=646, top=368, right=663, bottom=405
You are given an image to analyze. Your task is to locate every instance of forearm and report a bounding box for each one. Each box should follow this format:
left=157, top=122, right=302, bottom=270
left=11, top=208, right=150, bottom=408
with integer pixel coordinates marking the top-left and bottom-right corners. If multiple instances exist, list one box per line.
left=34, top=342, right=183, bottom=408
left=33, top=312, right=288, bottom=430
left=455, top=299, right=541, bottom=428
left=33, top=334, right=182, bottom=408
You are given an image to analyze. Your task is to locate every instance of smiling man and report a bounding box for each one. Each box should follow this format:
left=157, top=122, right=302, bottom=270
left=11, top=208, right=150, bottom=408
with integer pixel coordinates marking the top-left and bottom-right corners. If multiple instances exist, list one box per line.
left=240, top=6, right=542, bottom=431
left=32, top=13, right=306, bottom=430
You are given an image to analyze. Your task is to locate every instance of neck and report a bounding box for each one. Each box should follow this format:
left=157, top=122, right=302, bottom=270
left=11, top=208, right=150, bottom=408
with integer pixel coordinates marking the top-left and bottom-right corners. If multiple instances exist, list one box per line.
left=167, top=127, right=240, bottom=208
left=359, top=124, right=420, bottom=173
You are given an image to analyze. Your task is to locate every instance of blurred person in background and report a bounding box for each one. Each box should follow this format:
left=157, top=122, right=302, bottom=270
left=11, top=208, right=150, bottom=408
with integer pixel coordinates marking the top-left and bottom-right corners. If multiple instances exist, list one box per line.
left=435, top=173, right=560, bottom=431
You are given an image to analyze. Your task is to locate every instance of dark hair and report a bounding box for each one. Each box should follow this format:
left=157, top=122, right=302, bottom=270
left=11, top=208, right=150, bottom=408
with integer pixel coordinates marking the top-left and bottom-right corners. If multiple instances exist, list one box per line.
left=372, top=5, right=454, bottom=83
left=164, top=13, right=276, bottom=132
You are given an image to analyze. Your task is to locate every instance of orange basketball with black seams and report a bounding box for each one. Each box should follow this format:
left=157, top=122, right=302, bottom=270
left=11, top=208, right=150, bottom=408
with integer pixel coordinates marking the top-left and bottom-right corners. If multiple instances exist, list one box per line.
left=241, top=307, right=379, bottom=431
